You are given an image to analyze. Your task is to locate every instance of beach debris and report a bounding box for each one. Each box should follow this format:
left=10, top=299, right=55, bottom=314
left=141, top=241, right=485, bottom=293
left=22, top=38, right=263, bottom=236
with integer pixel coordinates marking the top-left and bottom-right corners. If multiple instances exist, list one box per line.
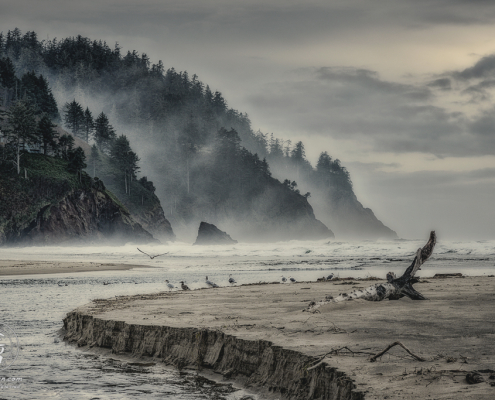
left=206, top=276, right=219, bottom=288
left=181, top=281, right=191, bottom=290
left=290, top=277, right=296, bottom=283
left=137, top=248, right=169, bottom=259
left=433, top=273, right=464, bottom=278
left=369, top=341, right=426, bottom=362
left=305, top=231, right=437, bottom=312
left=327, top=273, right=334, bottom=280
left=228, top=274, right=236, bottom=284
left=165, top=280, right=175, bottom=290
left=281, top=276, right=287, bottom=283
left=466, top=371, right=484, bottom=384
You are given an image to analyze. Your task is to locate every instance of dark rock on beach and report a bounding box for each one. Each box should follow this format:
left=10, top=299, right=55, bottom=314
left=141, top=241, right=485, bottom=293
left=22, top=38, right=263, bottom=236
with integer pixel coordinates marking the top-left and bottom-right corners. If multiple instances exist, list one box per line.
left=193, top=222, right=238, bottom=245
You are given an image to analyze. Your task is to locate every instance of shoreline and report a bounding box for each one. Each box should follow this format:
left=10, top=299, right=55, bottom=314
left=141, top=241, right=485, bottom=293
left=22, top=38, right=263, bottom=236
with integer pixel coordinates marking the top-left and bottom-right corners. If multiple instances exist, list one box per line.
left=0, top=260, right=151, bottom=276
left=63, top=276, right=495, bottom=399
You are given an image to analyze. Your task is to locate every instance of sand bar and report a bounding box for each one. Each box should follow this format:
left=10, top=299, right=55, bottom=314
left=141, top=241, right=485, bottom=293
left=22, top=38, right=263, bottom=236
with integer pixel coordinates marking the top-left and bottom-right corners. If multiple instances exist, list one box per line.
left=0, top=260, right=150, bottom=275
left=65, top=276, right=495, bottom=399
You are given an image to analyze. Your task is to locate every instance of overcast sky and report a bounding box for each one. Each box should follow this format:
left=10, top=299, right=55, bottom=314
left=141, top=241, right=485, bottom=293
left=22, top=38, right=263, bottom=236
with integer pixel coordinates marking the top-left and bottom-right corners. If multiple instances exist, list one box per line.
left=2, top=0, right=495, bottom=240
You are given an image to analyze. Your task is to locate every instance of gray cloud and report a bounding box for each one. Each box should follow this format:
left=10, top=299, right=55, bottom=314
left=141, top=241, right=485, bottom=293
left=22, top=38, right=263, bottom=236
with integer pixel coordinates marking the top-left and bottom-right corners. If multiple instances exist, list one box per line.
left=247, top=67, right=495, bottom=157
left=347, top=163, right=495, bottom=239
left=455, top=55, right=495, bottom=80
left=427, top=78, right=452, bottom=90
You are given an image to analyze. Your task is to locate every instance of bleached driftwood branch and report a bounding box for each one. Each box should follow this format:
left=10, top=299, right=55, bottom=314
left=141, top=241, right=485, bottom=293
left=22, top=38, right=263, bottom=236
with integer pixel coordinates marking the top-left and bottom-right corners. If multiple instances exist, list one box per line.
left=305, top=231, right=436, bottom=312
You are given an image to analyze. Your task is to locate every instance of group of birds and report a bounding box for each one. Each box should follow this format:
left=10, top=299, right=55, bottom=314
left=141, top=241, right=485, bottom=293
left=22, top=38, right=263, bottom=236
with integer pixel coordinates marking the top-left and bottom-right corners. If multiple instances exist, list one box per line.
left=138, top=248, right=336, bottom=290
left=166, top=274, right=334, bottom=290
left=165, top=275, right=237, bottom=291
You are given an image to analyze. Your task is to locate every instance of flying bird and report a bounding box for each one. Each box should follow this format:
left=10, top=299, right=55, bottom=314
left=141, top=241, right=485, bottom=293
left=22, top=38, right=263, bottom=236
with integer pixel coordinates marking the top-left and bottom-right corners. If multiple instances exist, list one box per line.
left=137, top=248, right=169, bottom=259
left=165, top=280, right=175, bottom=290
left=181, top=281, right=190, bottom=290
left=228, top=274, right=236, bottom=284
left=290, top=277, right=296, bottom=283
left=205, top=276, right=219, bottom=288
left=281, top=276, right=287, bottom=283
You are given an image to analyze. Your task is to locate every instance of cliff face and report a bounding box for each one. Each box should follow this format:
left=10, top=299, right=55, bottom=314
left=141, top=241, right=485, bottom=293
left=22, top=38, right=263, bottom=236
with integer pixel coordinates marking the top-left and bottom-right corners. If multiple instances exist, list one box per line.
left=0, top=153, right=156, bottom=245
left=114, top=189, right=175, bottom=242
left=15, top=187, right=155, bottom=245
left=182, top=182, right=334, bottom=242
left=63, top=311, right=364, bottom=400
left=320, top=192, right=397, bottom=240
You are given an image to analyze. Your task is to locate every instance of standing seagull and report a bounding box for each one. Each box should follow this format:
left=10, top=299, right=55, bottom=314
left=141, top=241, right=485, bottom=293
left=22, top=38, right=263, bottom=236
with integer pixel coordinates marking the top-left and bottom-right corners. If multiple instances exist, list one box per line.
left=228, top=274, right=236, bottom=284
left=180, top=281, right=190, bottom=290
left=205, top=276, right=219, bottom=288
left=137, top=248, right=169, bottom=259
left=290, top=276, right=296, bottom=283
left=165, top=280, right=175, bottom=290
left=281, top=276, right=287, bottom=283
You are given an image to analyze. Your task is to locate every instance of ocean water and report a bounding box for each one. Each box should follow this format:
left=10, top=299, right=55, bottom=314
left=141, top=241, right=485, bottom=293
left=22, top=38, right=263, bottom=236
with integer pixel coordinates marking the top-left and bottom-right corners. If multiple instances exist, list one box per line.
left=0, top=238, right=494, bottom=399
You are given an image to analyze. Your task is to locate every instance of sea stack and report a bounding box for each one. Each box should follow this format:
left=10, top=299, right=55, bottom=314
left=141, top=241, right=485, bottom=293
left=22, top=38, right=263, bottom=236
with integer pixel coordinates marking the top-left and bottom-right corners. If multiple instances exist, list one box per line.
left=193, top=222, right=238, bottom=245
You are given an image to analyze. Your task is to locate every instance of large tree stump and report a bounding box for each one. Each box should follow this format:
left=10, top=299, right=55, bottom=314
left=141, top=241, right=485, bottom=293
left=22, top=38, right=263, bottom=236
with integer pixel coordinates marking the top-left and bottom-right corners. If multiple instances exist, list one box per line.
left=305, top=231, right=436, bottom=312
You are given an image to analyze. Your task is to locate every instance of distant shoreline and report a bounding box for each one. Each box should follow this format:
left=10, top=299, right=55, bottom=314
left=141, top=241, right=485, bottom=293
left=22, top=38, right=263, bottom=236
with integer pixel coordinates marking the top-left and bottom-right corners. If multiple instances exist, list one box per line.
left=0, top=260, right=151, bottom=276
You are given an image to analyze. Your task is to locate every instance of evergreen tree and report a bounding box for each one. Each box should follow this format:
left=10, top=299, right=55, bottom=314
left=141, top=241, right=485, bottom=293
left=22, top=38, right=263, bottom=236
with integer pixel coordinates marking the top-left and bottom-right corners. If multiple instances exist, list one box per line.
left=20, top=72, right=58, bottom=119
left=82, top=107, right=94, bottom=142
left=63, top=100, right=85, bottom=138
left=5, top=100, right=38, bottom=174
left=37, top=115, right=59, bottom=155
left=0, top=57, right=17, bottom=106
left=179, top=114, right=201, bottom=193
left=58, top=133, right=75, bottom=160
left=110, top=134, right=139, bottom=195
left=89, top=144, right=101, bottom=177
left=67, top=146, right=87, bottom=180
left=93, top=112, right=116, bottom=153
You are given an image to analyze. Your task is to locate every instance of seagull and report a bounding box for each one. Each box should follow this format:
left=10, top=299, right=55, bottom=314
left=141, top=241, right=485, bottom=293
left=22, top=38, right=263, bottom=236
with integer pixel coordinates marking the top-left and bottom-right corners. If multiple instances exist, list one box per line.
left=327, top=274, right=334, bottom=281
left=205, top=276, right=219, bottom=288
left=228, top=274, right=236, bottom=284
left=289, top=277, right=296, bottom=283
left=165, top=280, right=175, bottom=290
left=137, top=248, right=169, bottom=259
left=281, top=276, right=287, bottom=283
left=180, top=281, right=190, bottom=290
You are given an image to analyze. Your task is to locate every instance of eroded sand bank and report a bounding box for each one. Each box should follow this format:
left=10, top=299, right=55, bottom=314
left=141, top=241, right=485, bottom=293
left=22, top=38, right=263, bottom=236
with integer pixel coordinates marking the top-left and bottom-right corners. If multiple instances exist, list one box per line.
left=64, top=276, right=495, bottom=399
left=0, top=260, right=149, bottom=275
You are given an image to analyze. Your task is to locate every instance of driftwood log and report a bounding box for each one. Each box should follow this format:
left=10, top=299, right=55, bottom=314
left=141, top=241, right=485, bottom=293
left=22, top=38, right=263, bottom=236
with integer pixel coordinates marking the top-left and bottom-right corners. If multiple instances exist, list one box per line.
left=305, top=231, right=436, bottom=312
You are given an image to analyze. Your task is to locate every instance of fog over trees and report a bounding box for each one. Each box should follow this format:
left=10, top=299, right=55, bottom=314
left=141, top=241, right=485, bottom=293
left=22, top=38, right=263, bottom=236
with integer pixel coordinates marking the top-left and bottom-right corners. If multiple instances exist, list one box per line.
left=0, top=28, right=396, bottom=240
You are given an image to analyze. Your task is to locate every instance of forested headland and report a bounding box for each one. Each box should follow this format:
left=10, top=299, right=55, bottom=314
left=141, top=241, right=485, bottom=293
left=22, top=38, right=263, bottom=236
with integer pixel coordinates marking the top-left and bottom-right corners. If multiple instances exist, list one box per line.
left=0, top=28, right=396, bottom=241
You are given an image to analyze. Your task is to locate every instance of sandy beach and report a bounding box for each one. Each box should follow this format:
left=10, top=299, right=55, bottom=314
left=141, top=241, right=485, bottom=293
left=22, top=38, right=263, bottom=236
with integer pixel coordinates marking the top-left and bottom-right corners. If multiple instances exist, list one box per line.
left=0, top=260, right=150, bottom=275
left=63, top=275, right=495, bottom=399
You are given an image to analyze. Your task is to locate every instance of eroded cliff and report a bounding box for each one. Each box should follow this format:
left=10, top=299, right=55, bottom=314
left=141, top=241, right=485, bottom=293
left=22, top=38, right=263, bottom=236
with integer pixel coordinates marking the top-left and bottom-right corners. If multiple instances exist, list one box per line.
left=0, top=153, right=155, bottom=245
left=63, top=310, right=364, bottom=400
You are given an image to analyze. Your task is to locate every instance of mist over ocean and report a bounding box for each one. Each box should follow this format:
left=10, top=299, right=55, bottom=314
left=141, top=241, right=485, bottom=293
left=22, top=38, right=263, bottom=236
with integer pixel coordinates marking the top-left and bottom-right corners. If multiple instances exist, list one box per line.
left=0, top=238, right=493, bottom=398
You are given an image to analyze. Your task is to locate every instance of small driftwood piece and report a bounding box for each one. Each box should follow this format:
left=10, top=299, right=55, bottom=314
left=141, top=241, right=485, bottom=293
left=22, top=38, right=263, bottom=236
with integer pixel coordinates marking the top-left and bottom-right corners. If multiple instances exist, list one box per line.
left=305, top=231, right=436, bottom=312
left=369, top=341, right=425, bottom=362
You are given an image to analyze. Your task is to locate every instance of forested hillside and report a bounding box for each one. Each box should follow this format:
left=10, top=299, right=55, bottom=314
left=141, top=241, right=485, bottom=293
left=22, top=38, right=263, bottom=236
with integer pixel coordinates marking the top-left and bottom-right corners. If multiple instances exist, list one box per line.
left=0, top=28, right=396, bottom=240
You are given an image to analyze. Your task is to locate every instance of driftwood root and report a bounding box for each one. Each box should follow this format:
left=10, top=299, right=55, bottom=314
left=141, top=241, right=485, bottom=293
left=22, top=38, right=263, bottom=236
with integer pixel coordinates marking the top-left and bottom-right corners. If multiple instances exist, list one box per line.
left=369, top=341, right=426, bottom=362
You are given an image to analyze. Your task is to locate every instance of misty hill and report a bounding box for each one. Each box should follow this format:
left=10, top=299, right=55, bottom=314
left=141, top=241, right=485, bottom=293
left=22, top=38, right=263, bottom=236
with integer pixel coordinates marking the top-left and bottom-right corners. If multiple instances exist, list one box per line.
left=0, top=152, right=155, bottom=245
left=0, top=29, right=395, bottom=240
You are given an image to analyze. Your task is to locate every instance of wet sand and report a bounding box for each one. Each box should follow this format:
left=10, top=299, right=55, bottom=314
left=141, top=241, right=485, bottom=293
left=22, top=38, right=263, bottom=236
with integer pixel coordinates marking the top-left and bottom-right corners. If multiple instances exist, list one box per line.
left=68, top=276, right=495, bottom=399
left=0, top=260, right=150, bottom=275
